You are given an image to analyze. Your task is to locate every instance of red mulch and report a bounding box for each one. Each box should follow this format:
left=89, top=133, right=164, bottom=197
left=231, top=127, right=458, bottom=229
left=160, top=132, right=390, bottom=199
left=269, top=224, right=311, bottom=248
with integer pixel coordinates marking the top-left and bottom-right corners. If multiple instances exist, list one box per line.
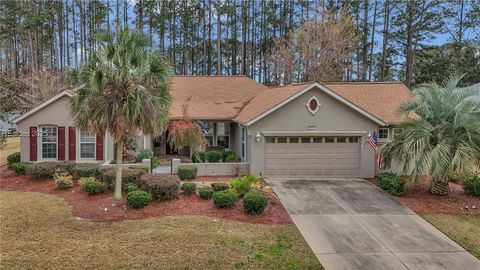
left=0, top=166, right=292, bottom=224
left=367, top=178, right=479, bottom=215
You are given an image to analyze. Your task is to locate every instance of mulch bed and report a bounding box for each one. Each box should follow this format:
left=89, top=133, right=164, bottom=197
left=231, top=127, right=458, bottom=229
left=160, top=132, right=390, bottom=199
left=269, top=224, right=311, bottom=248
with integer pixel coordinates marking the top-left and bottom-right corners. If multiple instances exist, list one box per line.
left=367, top=178, right=479, bottom=215
left=0, top=166, right=292, bottom=224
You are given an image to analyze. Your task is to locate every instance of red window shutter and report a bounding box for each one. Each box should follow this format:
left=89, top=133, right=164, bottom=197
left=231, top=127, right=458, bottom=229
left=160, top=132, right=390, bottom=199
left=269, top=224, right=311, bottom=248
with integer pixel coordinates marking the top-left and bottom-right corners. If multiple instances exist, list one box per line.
left=29, top=127, right=37, bottom=161
left=96, top=134, right=104, bottom=161
left=68, top=127, right=76, bottom=161
left=58, top=127, right=65, bottom=160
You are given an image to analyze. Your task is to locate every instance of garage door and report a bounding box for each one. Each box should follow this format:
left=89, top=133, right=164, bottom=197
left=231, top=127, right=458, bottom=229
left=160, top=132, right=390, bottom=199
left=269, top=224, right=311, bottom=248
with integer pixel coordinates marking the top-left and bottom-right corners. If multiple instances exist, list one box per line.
left=264, top=136, right=360, bottom=177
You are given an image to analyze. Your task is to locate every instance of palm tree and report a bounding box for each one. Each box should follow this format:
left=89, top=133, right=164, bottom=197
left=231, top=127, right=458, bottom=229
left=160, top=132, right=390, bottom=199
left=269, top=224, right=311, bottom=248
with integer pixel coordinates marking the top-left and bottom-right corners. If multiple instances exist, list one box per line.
left=381, top=76, right=480, bottom=195
left=69, top=29, right=172, bottom=200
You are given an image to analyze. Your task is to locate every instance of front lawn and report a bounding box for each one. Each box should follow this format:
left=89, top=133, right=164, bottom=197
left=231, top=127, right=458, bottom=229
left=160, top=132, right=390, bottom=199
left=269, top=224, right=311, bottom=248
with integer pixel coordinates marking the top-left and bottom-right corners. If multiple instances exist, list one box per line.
left=0, top=191, right=322, bottom=269
left=422, top=214, right=480, bottom=260
left=0, top=136, right=20, bottom=166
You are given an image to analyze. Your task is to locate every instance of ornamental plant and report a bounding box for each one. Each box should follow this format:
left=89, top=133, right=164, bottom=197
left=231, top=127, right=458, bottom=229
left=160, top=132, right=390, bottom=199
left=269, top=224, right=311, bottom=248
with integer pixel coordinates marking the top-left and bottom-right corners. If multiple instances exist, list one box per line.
left=167, top=119, right=206, bottom=157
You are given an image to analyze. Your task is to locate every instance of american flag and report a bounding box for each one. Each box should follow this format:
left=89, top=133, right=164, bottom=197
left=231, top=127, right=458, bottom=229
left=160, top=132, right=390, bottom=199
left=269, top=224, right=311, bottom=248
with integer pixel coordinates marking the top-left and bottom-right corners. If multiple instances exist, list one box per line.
left=368, top=132, right=382, bottom=169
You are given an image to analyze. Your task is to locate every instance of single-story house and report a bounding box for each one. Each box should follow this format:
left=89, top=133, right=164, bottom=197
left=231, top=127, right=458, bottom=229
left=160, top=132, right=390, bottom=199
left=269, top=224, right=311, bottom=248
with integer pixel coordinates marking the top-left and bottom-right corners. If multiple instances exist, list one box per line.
left=13, top=75, right=412, bottom=178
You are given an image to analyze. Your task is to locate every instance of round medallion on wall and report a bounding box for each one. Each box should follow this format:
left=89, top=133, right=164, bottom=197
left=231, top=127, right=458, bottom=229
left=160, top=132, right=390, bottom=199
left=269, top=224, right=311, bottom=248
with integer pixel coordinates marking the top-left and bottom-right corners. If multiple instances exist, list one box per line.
left=306, top=96, right=321, bottom=114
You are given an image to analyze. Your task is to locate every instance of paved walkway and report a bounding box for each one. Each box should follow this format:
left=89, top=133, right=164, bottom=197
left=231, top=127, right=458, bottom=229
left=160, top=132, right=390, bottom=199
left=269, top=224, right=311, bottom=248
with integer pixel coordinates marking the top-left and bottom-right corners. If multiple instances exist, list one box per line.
left=267, top=178, right=480, bottom=270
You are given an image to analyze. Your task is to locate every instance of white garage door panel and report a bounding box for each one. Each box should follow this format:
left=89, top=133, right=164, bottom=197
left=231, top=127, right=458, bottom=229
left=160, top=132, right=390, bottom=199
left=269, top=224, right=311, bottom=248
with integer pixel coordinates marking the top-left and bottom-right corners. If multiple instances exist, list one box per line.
left=264, top=136, right=360, bottom=177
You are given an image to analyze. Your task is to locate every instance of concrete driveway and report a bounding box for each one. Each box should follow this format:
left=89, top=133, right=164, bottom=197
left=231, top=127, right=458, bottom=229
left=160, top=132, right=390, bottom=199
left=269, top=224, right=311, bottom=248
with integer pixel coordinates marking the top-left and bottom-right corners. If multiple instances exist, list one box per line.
left=267, top=179, right=480, bottom=270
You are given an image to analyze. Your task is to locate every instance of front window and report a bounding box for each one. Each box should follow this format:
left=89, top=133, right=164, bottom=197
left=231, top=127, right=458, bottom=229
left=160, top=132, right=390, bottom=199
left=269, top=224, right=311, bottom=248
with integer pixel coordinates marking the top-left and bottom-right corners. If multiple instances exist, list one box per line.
left=80, top=129, right=95, bottom=158
left=378, top=128, right=389, bottom=141
left=198, top=121, right=214, bottom=146
left=216, top=122, right=230, bottom=149
left=241, top=126, right=246, bottom=160
left=41, top=126, right=57, bottom=159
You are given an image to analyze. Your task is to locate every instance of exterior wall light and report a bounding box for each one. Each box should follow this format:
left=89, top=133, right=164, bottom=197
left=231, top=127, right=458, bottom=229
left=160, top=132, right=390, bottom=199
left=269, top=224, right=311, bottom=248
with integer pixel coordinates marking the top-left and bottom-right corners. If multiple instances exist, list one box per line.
left=256, top=132, right=261, bottom=143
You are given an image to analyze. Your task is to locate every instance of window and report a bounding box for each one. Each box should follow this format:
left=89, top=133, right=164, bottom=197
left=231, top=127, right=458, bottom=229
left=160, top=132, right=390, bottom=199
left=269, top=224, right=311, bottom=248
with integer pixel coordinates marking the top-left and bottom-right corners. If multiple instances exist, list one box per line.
left=325, top=137, right=334, bottom=143
left=216, top=122, right=230, bottom=149
left=348, top=137, right=359, bottom=143
left=336, top=137, right=347, bottom=143
left=301, top=137, right=311, bottom=143
left=289, top=137, right=299, bottom=143
left=241, top=126, right=246, bottom=160
left=198, top=121, right=214, bottom=146
left=80, top=129, right=95, bottom=158
left=41, top=126, right=57, bottom=159
left=266, top=137, right=275, bottom=143
left=313, top=137, right=323, bottom=143
left=277, top=137, right=287, bottom=143
left=393, top=128, right=404, bottom=138
left=378, top=128, right=389, bottom=141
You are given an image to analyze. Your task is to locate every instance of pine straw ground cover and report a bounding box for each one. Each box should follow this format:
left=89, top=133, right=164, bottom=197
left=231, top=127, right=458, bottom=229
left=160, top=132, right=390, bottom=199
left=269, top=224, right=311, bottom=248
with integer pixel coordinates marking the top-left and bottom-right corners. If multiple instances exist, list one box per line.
left=0, top=191, right=322, bottom=270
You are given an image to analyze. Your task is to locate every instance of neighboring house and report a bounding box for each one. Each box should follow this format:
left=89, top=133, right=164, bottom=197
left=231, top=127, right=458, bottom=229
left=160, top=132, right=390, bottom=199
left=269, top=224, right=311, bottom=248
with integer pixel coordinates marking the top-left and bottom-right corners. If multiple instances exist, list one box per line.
left=13, top=76, right=412, bottom=178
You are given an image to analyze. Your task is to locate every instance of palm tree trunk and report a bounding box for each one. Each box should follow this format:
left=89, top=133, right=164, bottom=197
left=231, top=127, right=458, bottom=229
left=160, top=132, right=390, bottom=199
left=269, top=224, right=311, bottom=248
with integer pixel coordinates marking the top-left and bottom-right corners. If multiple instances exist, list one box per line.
left=114, top=140, right=124, bottom=200
left=429, top=179, right=449, bottom=196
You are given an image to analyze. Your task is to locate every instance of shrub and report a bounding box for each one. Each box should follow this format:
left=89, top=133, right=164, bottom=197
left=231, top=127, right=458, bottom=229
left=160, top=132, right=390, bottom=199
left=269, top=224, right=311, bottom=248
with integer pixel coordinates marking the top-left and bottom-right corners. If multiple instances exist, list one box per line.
left=222, top=150, right=235, bottom=162
left=142, top=174, right=180, bottom=201
left=243, top=191, right=268, bottom=214
left=78, top=177, right=98, bottom=187
left=181, top=182, right=197, bottom=195
left=463, top=175, right=480, bottom=196
left=211, top=182, right=230, bottom=192
left=55, top=175, right=73, bottom=189
left=10, top=162, right=28, bottom=175
left=230, top=177, right=251, bottom=197
left=101, top=168, right=146, bottom=189
left=125, top=190, right=152, bottom=209
left=192, top=152, right=206, bottom=163
left=205, top=151, right=222, bottom=163
left=26, top=162, right=58, bottom=180
left=73, top=164, right=101, bottom=178
left=224, top=154, right=236, bottom=162
left=83, top=180, right=107, bottom=195
left=123, top=183, right=139, bottom=192
left=137, top=149, right=159, bottom=168
left=7, top=152, right=20, bottom=167
left=177, top=165, right=198, bottom=180
left=213, top=190, right=238, bottom=208
left=198, top=187, right=214, bottom=199
left=377, top=172, right=405, bottom=196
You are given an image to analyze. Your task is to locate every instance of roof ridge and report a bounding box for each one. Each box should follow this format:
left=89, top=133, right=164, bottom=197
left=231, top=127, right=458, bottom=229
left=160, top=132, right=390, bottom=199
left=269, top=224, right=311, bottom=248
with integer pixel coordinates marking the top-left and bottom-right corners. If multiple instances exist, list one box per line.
left=322, top=81, right=405, bottom=85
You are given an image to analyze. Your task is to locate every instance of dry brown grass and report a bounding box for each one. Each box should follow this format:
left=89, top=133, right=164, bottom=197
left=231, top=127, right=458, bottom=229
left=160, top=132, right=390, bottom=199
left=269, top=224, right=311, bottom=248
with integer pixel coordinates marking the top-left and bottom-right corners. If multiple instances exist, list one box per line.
left=0, top=191, right=322, bottom=270
left=0, top=137, right=20, bottom=166
left=422, top=214, right=480, bottom=259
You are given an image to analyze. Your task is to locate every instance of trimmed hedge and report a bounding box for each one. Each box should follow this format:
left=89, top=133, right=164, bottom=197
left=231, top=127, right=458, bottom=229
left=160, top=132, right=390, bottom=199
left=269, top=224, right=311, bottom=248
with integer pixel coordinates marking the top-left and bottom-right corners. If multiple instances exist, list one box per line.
left=211, top=182, right=230, bottom=192
left=243, top=191, right=268, bottom=214
left=83, top=180, right=107, bottom=195
left=101, top=168, right=146, bottom=189
left=192, top=152, right=207, bottom=163
left=221, top=151, right=235, bottom=162
left=377, top=172, right=405, bottom=196
left=198, top=187, right=214, bottom=199
left=78, top=177, right=97, bottom=187
left=177, top=165, right=198, bottom=180
left=55, top=175, right=73, bottom=189
left=463, top=175, right=480, bottom=196
left=7, top=152, right=20, bottom=167
left=123, top=183, right=139, bottom=192
left=26, top=162, right=57, bottom=180
left=126, top=190, right=152, bottom=209
left=205, top=151, right=222, bottom=162
left=10, top=162, right=28, bottom=175
left=142, top=174, right=180, bottom=201
left=72, top=164, right=101, bottom=178
left=224, top=154, right=235, bottom=162
left=213, top=190, right=238, bottom=208
left=181, top=182, right=197, bottom=195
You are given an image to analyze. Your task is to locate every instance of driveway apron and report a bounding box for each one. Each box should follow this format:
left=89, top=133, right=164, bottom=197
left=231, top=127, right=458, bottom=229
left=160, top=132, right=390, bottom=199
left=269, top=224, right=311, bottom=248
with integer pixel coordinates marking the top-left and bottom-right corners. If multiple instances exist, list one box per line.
left=267, top=179, right=480, bottom=270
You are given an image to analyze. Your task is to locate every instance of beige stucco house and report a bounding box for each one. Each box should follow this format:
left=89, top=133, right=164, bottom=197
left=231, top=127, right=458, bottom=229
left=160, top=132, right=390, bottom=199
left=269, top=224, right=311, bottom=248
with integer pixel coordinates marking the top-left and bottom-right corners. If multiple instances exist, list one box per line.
left=13, top=76, right=412, bottom=178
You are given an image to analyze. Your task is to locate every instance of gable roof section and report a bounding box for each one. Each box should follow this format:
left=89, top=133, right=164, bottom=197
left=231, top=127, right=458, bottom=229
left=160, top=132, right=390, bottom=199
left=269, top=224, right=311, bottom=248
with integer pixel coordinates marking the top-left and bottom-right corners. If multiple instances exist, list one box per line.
left=235, top=82, right=388, bottom=126
left=170, top=76, right=268, bottom=119
left=12, top=91, right=73, bottom=124
left=323, top=82, right=413, bottom=124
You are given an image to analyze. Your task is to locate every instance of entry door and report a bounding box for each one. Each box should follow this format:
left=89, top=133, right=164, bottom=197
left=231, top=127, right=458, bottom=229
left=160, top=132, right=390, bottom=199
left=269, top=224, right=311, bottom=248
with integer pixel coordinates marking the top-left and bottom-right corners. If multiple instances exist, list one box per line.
left=264, top=136, right=360, bottom=177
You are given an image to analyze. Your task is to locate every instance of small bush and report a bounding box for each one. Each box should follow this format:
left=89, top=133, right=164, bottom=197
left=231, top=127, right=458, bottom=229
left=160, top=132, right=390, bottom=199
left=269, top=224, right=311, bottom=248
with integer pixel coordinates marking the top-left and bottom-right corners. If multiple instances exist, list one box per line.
left=177, top=165, right=198, bottom=180
left=125, top=190, right=152, bottom=209
left=192, top=152, right=206, bottom=163
left=137, top=149, right=159, bottom=168
left=101, top=168, right=146, bottom=189
left=224, top=154, right=235, bottom=162
left=78, top=177, right=97, bottom=187
left=10, top=162, right=28, bottom=175
left=205, top=151, right=222, bottom=163
left=7, top=152, right=20, bottom=167
left=142, top=174, right=180, bottom=201
left=198, top=187, right=214, bottom=199
left=211, top=182, right=230, bottom=192
left=55, top=175, right=73, bottom=189
left=213, top=190, right=238, bottom=208
left=243, top=191, right=268, bottom=214
left=26, top=162, right=58, bottom=180
left=123, top=183, right=139, bottom=192
left=222, top=151, right=235, bottom=162
left=73, top=164, right=101, bottom=178
left=377, top=172, right=405, bottom=196
left=83, top=180, right=107, bottom=195
left=463, top=175, right=480, bottom=196
left=181, top=182, right=197, bottom=195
